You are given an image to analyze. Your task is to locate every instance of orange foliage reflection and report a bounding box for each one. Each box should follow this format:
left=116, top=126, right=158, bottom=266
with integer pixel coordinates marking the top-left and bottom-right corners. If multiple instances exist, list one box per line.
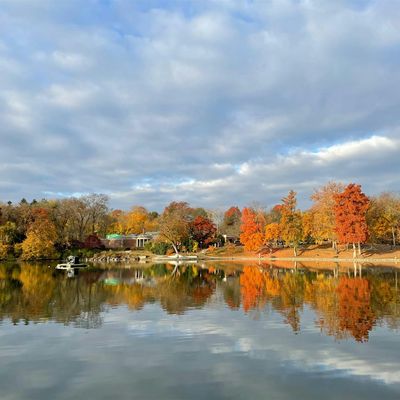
left=337, top=277, right=375, bottom=342
left=238, top=265, right=383, bottom=341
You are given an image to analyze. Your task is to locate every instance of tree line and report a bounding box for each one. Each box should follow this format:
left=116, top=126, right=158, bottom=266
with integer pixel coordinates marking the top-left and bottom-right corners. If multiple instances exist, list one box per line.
left=0, top=181, right=399, bottom=259
left=242, top=182, right=399, bottom=257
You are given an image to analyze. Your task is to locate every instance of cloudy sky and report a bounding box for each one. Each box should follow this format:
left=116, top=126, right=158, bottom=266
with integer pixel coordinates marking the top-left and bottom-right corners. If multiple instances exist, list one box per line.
left=1, top=0, right=399, bottom=211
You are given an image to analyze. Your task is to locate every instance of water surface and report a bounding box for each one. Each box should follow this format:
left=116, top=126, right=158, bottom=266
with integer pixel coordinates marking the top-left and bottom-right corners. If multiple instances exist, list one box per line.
left=0, top=261, right=399, bottom=399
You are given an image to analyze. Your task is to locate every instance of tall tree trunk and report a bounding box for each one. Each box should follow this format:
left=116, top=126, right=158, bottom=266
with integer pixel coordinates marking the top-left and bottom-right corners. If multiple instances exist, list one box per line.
left=352, top=243, right=356, bottom=259
left=358, top=242, right=361, bottom=256
left=392, top=227, right=396, bottom=247
left=333, top=240, right=338, bottom=255
left=293, top=245, right=297, bottom=257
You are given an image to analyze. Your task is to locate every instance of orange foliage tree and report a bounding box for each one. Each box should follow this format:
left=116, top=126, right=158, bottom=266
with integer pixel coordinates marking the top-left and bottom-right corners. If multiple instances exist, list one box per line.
left=240, top=208, right=265, bottom=251
left=125, top=206, right=152, bottom=234
left=334, top=184, right=370, bottom=256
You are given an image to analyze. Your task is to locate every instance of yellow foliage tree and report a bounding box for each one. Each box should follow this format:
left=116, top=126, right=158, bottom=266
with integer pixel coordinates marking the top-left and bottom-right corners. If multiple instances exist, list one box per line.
left=21, top=209, right=58, bottom=260
left=109, top=206, right=158, bottom=235
left=310, top=182, right=344, bottom=248
left=125, top=206, right=149, bottom=234
left=279, top=191, right=303, bottom=256
left=301, top=211, right=314, bottom=242
left=265, top=222, right=280, bottom=245
left=368, top=193, right=400, bottom=246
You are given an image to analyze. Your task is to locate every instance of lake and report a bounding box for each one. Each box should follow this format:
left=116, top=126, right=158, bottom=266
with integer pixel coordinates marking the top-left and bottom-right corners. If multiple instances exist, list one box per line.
left=0, top=261, right=399, bottom=399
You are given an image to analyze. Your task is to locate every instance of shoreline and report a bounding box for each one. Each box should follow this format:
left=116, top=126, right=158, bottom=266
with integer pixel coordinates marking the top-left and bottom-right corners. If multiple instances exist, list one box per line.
left=202, top=255, right=400, bottom=263
left=3, top=252, right=400, bottom=267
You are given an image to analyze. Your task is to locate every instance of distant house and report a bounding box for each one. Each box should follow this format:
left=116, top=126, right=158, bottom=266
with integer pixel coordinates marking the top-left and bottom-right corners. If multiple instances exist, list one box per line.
left=222, top=234, right=240, bottom=245
left=101, top=232, right=159, bottom=249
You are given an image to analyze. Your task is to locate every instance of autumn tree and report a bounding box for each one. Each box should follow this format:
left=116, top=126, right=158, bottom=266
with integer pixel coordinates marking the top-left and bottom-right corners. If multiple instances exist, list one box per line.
left=84, top=194, right=109, bottom=235
left=301, top=211, right=314, bottom=243
left=264, top=222, right=280, bottom=246
left=21, top=209, right=58, bottom=260
left=240, top=207, right=265, bottom=251
left=279, top=191, right=303, bottom=256
left=0, top=221, right=18, bottom=245
left=190, top=215, right=217, bottom=249
left=0, top=221, right=18, bottom=259
left=310, top=182, right=344, bottom=250
left=47, top=198, right=80, bottom=246
left=367, top=193, right=400, bottom=246
left=108, top=206, right=158, bottom=235
left=158, top=202, right=193, bottom=254
left=334, top=184, right=370, bottom=257
left=221, top=206, right=242, bottom=236
left=126, top=206, right=151, bottom=234
left=265, top=204, right=282, bottom=224
left=108, top=209, right=125, bottom=234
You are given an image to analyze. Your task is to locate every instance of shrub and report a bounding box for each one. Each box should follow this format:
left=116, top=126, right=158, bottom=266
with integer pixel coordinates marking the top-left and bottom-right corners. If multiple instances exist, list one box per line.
left=150, top=242, right=173, bottom=255
left=0, top=244, right=10, bottom=260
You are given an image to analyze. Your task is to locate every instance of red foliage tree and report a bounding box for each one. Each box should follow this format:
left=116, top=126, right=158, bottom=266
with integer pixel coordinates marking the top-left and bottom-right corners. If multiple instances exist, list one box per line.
left=190, top=216, right=217, bottom=248
left=224, top=206, right=241, bottom=221
left=334, top=184, right=370, bottom=256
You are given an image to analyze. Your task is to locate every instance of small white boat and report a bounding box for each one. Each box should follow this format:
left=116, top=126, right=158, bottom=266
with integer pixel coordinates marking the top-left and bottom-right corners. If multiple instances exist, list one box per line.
left=55, top=255, right=88, bottom=270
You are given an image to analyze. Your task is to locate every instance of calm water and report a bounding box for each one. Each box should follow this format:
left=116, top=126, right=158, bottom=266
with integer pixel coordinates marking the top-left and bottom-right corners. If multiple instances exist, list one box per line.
left=1, top=261, right=400, bottom=400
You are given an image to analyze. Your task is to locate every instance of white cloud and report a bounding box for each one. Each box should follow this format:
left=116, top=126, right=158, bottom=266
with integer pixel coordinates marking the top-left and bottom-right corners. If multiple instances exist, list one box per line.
left=313, top=135, right=398, bottom=163
left=52, top=51, right=92, bottom=70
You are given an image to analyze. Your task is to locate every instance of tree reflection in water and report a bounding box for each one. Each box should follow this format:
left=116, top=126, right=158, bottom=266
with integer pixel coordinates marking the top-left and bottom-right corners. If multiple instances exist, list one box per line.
left=0, top=262, right=399, bottom=342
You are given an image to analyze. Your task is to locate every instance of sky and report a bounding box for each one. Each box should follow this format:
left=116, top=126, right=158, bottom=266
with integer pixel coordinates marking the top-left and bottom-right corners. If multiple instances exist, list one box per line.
left=1, top=0, right=399, bottom=211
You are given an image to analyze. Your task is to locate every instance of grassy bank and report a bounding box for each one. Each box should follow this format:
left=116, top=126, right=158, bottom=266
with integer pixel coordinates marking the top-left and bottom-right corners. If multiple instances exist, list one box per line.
left=204, top=243, right=400, bottom=263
